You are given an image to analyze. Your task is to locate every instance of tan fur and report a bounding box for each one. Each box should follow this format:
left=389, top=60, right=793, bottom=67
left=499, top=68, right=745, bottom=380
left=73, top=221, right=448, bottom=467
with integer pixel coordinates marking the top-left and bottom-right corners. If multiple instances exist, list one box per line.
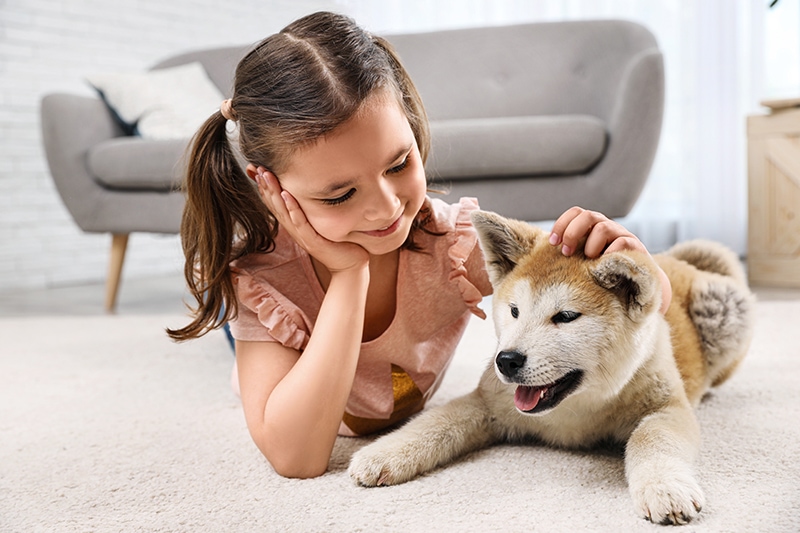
left=349, top=211, right=755, bottom=525
left=657, top=254, right=709, bottom=404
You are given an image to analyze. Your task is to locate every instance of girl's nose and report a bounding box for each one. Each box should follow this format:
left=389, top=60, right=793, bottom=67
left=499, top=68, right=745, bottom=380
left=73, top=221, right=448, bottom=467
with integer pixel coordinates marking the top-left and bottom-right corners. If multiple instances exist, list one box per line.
left=364, top=179, right=401, bottom=222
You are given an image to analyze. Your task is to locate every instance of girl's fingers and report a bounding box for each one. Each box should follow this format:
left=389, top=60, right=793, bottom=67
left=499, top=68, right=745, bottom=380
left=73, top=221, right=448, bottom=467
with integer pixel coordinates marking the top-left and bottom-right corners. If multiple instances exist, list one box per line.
left=550, top=206, right=645, bottom=257
left=603, top=235, right=647, bottom=255
left=280, top=190, right=314, bottom=237
left=582, top=220, right=639, bottom=257
left=259, top=170, right=324, bottom=250
left=554, top=208, right=609, bottom=256
left=549, top=206, right=585, bottom=245
left=256, top=168, right=290, bottom=221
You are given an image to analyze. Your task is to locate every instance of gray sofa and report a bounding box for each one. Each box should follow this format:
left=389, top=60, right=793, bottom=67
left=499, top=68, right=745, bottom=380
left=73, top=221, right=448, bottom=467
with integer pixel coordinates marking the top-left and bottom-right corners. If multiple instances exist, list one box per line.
left=40, top=19, right=663, bottom=310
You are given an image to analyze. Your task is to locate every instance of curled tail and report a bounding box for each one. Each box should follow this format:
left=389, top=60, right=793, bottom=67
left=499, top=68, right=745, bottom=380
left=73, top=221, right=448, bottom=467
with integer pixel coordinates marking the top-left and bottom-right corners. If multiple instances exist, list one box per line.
left=663, top=239, right=747, bottom=286
left=665, top=240, right=755, bottom=387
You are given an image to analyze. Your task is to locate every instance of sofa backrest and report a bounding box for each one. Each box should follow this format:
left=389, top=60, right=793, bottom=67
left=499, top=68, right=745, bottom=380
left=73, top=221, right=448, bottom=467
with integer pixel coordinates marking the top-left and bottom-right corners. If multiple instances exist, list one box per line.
left=386, top=19, right=658, bottom=123
left=149, top=19, right=658, bottom=126
left=151, top=44, right=252, bottom=98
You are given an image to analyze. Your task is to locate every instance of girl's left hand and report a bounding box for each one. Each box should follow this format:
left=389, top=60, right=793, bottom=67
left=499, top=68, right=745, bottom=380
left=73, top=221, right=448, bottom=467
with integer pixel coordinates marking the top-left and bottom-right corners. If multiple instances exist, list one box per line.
left=549, top=206, right=645, bottom=258
left=549, top=206, right=672, bottom=313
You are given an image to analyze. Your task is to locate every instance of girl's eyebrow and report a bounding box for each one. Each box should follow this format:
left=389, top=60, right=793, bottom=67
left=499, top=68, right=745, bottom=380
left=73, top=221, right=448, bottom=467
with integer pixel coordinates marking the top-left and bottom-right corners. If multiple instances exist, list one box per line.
left=386, top=144, right=413, bottom=166
left=316, top=179, right=356, bottom=197
left=314, top=144, right=413, bottom=197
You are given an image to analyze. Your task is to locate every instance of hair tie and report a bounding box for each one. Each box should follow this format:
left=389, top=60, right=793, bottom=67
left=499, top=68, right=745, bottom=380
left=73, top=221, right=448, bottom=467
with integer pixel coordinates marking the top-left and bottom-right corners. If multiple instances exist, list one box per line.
left=220, top=99, right=238, bottom=122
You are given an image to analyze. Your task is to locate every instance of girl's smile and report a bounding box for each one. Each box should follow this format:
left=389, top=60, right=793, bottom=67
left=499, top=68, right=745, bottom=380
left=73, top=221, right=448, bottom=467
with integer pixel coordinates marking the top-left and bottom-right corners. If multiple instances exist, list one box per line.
left=361, top=212, right=403, bottom=238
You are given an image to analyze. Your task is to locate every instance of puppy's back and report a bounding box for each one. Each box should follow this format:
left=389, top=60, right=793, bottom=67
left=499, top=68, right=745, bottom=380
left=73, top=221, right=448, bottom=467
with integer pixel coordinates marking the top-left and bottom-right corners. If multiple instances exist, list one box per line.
left=662, top=239, right=747, bottom=286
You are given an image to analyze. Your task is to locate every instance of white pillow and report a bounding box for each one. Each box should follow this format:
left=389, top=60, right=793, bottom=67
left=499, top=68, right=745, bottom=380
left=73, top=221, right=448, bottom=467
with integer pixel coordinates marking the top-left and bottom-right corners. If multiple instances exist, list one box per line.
left=87, top=62, right=225, bottom=140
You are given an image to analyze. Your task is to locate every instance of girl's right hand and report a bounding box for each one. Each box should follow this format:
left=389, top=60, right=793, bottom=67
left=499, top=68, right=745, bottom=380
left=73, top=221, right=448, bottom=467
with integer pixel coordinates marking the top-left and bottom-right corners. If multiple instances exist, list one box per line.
left=254, top=167, right=370, bottom=273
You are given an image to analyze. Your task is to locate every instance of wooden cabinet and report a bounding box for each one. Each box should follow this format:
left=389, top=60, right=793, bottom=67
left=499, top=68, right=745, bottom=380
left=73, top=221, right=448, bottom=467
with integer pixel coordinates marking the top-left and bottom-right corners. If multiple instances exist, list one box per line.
left=747, top=100, right=800, bottom=287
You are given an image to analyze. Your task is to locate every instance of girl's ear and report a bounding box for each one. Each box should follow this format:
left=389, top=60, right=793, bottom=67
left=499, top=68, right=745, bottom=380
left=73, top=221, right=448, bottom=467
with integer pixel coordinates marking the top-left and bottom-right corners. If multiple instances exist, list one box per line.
left=245, top=163, right=259, bottom=181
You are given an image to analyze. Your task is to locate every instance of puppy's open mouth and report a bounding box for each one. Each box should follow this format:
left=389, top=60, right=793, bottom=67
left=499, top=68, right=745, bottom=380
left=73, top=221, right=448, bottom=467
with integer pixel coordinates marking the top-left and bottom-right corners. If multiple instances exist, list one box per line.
left=514, top=370, right=583, bottom=414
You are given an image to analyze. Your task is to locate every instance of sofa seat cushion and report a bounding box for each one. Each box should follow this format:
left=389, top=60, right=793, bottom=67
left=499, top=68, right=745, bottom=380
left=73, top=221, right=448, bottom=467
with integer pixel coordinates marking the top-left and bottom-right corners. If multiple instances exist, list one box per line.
left=88, top=137, right=190, bottom=191
left=426, top=115, right=607, bottom=180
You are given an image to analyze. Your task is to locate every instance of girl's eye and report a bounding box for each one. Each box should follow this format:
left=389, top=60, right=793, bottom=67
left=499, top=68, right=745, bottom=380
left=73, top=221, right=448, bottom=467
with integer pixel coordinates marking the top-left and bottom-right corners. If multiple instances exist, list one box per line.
left=387, top=156, right=408, bottom=174
left=322, top=188, right=356, bottom=206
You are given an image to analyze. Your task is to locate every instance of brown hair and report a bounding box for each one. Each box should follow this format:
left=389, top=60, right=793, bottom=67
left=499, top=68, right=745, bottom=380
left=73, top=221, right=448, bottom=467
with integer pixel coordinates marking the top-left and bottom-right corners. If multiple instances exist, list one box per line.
left=168, top=12, right=432, bottom=341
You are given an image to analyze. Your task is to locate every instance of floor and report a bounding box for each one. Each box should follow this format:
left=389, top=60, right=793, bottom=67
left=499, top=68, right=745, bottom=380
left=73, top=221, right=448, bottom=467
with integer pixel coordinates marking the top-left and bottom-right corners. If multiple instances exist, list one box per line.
left=0, top=273, right=191, bottom=317
left=1, top=272, right=800, bottom=318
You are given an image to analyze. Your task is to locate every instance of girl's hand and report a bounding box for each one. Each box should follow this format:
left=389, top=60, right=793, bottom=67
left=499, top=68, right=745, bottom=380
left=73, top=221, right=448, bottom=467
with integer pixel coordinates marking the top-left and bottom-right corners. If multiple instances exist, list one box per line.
left=254, top=167, right=369, bottom=273
left=549, top=206, right=645, bottom=258
left=549, top=206, right=671, bottom=313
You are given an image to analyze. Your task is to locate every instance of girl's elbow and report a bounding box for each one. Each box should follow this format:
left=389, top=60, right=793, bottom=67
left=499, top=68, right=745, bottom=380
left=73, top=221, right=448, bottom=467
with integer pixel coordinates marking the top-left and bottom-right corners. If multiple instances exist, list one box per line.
left=255, top=435, right=330, bottom=478
left=268, top=454, right=328, bottom=479
left=248, top=418, right=335, bottom=478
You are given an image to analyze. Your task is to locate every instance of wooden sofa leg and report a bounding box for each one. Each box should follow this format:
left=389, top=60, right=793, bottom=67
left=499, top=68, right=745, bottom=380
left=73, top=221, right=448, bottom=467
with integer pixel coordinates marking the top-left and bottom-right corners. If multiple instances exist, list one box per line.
left=105, top=233, right=129, bottom=313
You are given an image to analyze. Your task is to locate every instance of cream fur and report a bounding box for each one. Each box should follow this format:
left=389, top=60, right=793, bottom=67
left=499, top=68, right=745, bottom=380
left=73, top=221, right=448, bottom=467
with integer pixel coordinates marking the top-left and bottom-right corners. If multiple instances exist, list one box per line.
left=349, top=211, right=755, bottom=526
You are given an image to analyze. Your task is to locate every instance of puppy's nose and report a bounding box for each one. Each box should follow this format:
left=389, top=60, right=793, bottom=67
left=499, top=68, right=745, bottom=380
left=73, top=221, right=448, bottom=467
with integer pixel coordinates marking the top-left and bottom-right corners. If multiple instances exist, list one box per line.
left=496, top=350, right=526, bottom=378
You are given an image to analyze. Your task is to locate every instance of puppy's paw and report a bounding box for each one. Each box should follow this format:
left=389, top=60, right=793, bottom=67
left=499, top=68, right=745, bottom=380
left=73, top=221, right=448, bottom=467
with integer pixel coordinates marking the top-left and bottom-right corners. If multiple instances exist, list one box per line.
left=630, top=472, right=705, bottom=525
left=348, top=439, right=426, bottom=487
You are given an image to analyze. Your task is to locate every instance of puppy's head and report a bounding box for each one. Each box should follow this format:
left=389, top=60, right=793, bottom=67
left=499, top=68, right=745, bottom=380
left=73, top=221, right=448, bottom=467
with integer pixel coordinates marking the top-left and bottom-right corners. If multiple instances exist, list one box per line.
left=471, top=210, right=662, bottom=415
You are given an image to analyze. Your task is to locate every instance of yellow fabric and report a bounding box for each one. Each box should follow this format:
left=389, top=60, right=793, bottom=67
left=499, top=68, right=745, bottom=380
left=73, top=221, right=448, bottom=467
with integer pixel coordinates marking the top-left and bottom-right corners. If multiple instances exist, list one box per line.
left=342, top=365, right=423, bottom=435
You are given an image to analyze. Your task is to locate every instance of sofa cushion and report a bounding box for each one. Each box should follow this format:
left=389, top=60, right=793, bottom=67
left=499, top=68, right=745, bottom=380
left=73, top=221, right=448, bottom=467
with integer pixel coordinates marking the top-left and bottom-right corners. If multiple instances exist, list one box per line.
left=426, top=115, right=607, bottom=180
left=86, top=62, right=224, bottom=140
left=88, top=137, right=190, bottom=191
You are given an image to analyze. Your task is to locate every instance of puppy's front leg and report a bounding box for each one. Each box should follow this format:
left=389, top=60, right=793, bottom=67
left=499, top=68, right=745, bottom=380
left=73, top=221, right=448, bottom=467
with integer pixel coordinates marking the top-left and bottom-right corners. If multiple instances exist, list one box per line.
left=348, top=389, right=495, bottom=486
left=625, top=401, right=705, bottom=525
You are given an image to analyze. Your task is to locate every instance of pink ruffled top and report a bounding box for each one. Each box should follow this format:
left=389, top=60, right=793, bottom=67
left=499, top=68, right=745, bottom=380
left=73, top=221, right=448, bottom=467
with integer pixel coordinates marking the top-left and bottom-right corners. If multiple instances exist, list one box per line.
left=228, top=197, right=492, bottom=436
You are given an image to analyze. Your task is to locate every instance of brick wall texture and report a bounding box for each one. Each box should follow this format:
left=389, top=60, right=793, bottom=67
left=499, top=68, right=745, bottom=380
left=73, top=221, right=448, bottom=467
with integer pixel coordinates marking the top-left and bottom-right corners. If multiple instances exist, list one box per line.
left=0, top=0, right=340, bottom=294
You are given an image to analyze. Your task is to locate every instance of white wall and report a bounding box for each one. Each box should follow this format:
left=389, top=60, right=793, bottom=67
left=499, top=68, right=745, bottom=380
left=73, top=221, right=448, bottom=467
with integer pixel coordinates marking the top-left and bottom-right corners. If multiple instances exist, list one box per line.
left=0, top=0, right=342, bottom=294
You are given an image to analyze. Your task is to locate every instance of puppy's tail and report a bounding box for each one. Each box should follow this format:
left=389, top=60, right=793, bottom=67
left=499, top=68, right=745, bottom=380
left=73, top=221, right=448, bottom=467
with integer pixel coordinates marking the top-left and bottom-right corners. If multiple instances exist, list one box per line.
left=663, top=239, right=747, bottom=286
left=665, top=240, right=755, bottom=387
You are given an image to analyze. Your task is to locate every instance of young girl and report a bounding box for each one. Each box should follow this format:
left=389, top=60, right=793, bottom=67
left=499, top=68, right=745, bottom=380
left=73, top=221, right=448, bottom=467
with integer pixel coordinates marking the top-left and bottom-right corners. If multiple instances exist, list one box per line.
left=167, top=11, right=671, bottom=479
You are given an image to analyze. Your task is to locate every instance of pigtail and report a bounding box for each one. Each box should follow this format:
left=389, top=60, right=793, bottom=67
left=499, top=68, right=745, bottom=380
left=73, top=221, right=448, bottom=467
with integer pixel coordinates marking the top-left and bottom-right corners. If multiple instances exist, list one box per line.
left=167, top=111, right=277, bottom=341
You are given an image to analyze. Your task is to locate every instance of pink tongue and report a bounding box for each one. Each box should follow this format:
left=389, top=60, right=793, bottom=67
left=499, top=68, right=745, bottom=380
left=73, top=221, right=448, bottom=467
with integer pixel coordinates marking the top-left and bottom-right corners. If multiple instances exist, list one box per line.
left=515, top=386, right=545, bottom=411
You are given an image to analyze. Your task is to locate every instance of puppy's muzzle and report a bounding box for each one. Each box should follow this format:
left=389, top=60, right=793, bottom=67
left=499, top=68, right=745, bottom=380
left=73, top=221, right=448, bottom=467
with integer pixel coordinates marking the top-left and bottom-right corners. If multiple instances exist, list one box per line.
left=496, top=350, right=526, bottom=379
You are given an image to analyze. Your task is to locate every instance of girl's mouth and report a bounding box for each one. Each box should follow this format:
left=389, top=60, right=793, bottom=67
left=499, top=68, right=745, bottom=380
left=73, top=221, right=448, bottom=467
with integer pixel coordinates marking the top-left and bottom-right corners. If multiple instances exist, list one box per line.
left=362, top=215, right=402, bottom=238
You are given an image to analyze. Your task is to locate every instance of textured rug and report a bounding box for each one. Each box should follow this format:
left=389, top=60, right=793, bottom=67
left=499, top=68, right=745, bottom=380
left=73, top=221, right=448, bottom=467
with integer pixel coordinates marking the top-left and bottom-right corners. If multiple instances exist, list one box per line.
left=1, top=298, right=799, bottom=532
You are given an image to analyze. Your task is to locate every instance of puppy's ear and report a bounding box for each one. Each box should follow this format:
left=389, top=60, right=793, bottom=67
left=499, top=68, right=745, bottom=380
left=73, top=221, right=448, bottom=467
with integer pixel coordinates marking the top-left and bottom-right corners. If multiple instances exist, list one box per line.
left=471, top=210, right=542, bottom=284
left=590, top=252, right=659, bottom=319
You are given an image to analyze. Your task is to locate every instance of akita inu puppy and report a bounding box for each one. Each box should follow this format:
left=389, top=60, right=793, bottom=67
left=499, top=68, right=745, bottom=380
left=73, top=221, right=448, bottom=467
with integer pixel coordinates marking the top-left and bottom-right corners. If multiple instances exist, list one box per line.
left=349, top=210, right=755, bottom=525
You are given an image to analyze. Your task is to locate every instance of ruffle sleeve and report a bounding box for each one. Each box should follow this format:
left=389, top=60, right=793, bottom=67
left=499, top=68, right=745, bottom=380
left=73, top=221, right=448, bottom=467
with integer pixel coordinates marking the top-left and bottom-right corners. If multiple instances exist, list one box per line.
left=229, top=268, right=311, bottom=351
left=440, top=197, right=492, bottom=319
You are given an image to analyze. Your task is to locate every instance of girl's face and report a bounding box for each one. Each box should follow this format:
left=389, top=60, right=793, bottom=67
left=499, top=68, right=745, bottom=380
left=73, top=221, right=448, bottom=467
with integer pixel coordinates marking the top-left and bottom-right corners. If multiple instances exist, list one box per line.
left=275, top=94, right=427, bottom=257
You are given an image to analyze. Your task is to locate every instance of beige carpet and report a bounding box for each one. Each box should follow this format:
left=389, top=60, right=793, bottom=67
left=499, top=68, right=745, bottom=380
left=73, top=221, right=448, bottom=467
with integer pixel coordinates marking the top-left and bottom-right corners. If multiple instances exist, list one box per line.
left=2, top=297, right=799, bottom=532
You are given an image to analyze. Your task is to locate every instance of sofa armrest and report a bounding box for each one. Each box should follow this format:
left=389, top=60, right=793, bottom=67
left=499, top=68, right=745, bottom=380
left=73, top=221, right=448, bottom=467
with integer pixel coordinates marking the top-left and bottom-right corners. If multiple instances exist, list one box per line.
left=40, top=93, right=126, bottom=232
left=589, top=48, right=665, bottom=216
left=607, top=48, right=664, bottom=140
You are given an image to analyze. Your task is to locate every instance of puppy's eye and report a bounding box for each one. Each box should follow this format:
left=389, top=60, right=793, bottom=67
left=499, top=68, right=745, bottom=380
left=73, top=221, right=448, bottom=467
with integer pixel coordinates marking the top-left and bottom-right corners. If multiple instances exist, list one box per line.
left=552, top=311, right=581, bottom=324
left=510, top=304, right=519, bottom=319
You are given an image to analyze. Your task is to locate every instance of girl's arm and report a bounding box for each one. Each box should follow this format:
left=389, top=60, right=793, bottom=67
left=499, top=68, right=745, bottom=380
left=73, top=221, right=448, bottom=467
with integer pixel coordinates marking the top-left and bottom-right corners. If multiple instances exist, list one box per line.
left=235, top=168, right=371, bottom=478
left=549, top=206, right=672, bottom=313
left=236, top=263, right=369, bottom=479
